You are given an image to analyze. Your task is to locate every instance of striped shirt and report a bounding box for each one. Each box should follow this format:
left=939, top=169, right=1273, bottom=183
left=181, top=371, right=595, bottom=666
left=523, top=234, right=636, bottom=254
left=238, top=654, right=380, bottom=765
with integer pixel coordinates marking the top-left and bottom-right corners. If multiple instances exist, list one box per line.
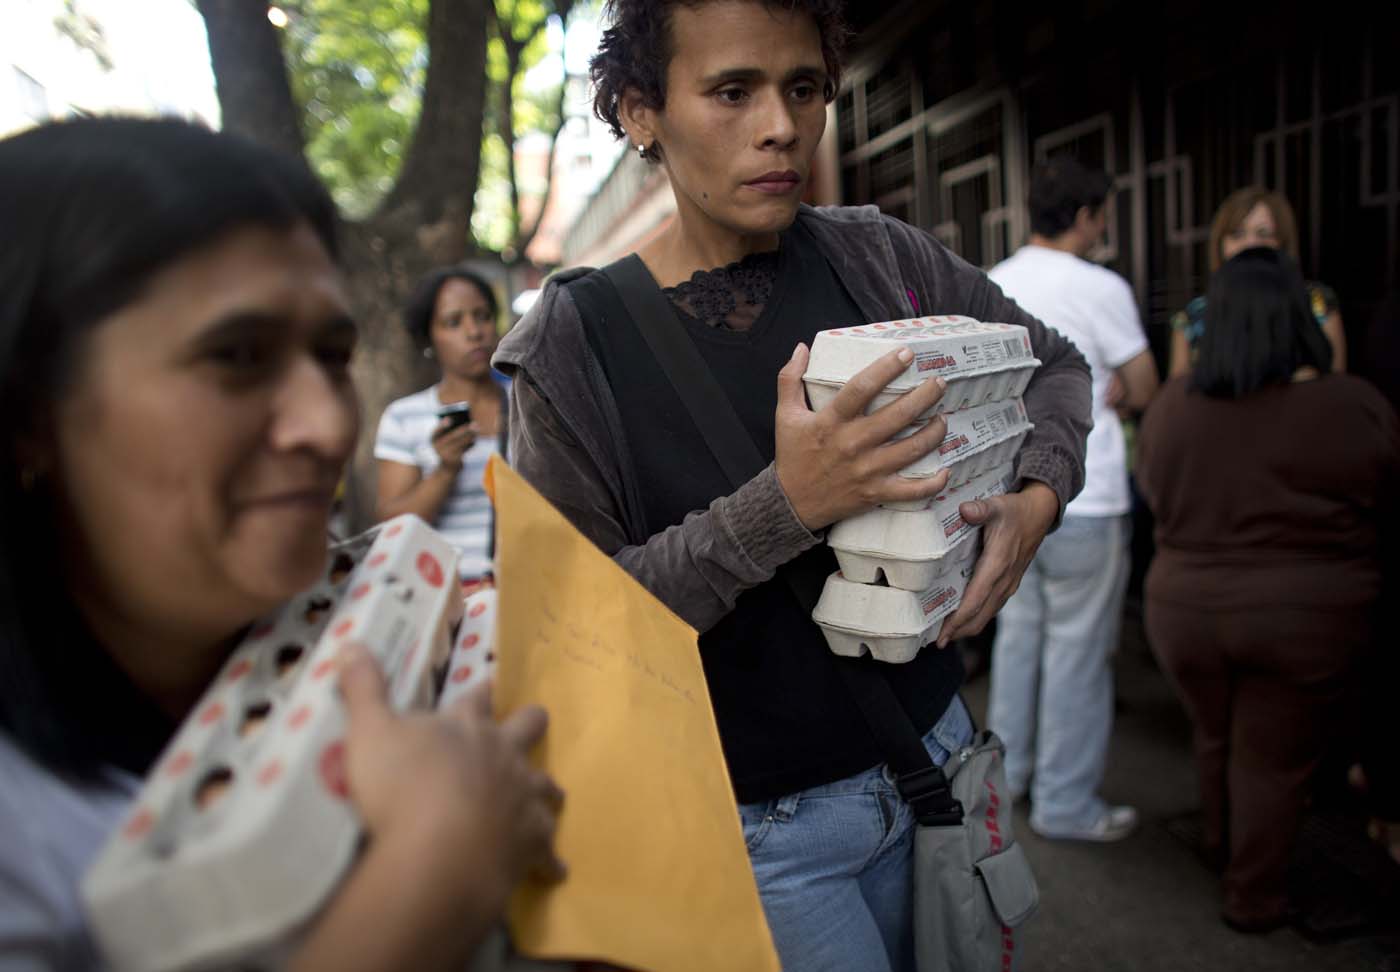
left=374, top=385, right=499, bottom=580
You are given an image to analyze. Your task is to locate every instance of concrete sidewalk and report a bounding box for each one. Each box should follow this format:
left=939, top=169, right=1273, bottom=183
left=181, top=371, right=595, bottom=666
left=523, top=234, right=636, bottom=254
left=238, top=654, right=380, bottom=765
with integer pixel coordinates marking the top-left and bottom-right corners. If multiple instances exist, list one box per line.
left=960, top=608, right=1400, bottom=972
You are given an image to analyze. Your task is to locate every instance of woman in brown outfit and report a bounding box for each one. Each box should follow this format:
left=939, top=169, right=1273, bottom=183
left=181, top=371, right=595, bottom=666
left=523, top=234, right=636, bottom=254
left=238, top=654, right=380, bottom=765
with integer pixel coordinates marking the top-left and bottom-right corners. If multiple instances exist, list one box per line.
left=1138, top=247, right=1399, bottom=932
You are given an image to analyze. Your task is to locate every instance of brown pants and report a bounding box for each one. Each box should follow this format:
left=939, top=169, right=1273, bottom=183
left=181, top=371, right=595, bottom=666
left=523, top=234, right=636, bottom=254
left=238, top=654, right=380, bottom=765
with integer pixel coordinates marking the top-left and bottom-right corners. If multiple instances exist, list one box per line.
left=1146, top=600, right=1366, bottom=923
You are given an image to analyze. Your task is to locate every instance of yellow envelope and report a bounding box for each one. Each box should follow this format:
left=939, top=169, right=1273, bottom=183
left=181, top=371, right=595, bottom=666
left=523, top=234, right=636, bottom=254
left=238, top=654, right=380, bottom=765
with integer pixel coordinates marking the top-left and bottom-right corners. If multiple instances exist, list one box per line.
left=484, top=456, right=780, bottom=972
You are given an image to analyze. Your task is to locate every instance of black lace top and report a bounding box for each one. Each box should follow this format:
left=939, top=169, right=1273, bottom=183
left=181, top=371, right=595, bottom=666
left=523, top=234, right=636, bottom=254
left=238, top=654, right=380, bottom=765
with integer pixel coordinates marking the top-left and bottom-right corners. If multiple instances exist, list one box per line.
left=662, top=249, right=780, bottom=332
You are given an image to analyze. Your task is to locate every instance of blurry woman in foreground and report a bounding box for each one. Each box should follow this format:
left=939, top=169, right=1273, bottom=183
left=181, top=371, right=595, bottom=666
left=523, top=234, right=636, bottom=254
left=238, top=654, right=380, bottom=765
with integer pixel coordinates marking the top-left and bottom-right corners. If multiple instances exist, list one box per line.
left=0, top=117, right=562, bottom=970
left=1139, top=247, right=1396, bottom=931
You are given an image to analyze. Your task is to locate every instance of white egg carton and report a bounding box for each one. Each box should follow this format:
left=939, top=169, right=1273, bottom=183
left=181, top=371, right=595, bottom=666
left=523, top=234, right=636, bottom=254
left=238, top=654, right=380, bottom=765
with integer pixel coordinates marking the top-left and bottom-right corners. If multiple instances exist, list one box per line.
left=812, top=538, right=981, bottom=664
left=828, top=463, right=1013, bottom=590
left=82, top=515, right=462, bottom=972
left=803, top=316, right=1039, bottom=418
left=876, top=398, right=1030, bottom=511
left=439, top=588, right=498, bottom=707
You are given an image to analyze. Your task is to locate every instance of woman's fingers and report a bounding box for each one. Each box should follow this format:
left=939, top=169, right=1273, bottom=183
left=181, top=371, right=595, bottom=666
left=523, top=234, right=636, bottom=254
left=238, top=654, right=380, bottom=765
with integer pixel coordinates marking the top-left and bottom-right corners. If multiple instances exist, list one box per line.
left=822, top=348, right=914, bottom=420
left=444, top=425, right=476, bottom=449
left=442, top=678, right=494, bottom=722
left=857, top=377, right=946, bottom=446
left=500, top=704, right=550, bottom=753
left=525, top=795, right=567, bottom=883
left=935, top=488, right=1054, bottom=646
left=531, top=769, right=566, bottom=811
left=871, top=415, right=948, bottom=473
left=936, top=501, right=1015, bottom=646
left=531, top=846, right=569, bottom=884
left=876, top=469, right=952, bottom=507
left=337, top=643, right=391, bottom=732
left=776, top=342, right=812, bottom=418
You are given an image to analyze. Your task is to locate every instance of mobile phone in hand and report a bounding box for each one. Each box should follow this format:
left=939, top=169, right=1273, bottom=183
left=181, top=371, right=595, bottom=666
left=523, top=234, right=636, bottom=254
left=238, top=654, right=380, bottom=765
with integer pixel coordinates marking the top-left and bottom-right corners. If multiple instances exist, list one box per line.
left=432, top=402, right=472, bottom=440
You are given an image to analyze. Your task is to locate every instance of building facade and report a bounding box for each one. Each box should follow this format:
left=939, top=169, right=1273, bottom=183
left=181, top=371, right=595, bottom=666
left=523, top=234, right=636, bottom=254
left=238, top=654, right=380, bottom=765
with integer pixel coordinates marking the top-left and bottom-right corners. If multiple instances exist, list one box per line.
left=2, top=0, right=218, bottom=138
left=836, top=0, right=1399, bottom=357
left=558, top=2, right=1398, bottom=355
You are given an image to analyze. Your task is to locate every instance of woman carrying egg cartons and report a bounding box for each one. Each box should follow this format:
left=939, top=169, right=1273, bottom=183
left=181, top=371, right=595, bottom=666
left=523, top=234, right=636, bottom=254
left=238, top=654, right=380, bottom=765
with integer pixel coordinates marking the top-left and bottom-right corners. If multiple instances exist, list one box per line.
left=803, top=318, right=1040, bottom=662
left=0, top=118, right=563, bottom=972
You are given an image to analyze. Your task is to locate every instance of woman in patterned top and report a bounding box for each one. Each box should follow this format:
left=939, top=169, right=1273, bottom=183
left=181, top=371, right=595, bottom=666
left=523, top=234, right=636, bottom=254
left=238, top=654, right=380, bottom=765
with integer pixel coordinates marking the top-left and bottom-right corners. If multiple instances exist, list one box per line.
left=1168, top=186, right=1345, bottom=377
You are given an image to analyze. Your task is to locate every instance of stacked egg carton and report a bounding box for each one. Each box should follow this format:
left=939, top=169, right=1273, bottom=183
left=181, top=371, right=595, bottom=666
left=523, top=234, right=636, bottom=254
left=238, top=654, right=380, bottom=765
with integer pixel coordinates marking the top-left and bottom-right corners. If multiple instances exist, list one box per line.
left=439, top=587, right=500, bottom=706
left=802, top=316, right=1038, bottom=663
left=81, top=515, right=463, bottom=972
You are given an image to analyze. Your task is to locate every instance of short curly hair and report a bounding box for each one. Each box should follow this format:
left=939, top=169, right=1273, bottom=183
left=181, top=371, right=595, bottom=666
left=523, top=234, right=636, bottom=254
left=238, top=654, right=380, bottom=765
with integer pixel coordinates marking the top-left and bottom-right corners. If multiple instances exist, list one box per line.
left=590, top=0, right=849, bottom=162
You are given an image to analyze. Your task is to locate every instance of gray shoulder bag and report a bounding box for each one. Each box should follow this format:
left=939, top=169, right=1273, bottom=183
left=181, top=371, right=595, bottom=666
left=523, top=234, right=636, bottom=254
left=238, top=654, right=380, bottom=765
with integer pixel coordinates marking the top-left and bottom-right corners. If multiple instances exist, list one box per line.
left=599, top=254, right=1039, bottom=972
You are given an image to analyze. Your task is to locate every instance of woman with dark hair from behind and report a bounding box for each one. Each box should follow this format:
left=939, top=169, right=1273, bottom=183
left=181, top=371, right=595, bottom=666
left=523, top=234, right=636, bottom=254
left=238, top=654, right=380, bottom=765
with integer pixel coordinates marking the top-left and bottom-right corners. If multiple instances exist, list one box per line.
left=0, top=117, right=562, bottom=970
left=1167, top=186, right=1346, bottom=377
left=375, top=267, right=508, bottom=592
left=1138, top=247, right=1398, bottom=932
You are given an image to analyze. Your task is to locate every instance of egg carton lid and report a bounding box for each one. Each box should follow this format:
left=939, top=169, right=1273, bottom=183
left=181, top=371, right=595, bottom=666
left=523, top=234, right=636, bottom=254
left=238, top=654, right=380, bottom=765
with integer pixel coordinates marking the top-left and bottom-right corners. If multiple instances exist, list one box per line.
left=805, top=317, right=1036, bottom=389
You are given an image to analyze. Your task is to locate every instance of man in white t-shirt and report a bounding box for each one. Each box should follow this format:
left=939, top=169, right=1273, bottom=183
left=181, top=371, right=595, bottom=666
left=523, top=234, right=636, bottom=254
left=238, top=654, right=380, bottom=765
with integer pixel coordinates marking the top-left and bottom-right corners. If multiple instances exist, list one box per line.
left=987, top=156, right=1159, bottom=842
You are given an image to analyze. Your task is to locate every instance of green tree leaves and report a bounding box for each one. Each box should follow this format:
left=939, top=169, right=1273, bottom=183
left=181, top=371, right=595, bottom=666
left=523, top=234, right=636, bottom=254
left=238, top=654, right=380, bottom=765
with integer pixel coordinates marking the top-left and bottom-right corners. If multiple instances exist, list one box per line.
left=280, top=0, right=574, bottom=249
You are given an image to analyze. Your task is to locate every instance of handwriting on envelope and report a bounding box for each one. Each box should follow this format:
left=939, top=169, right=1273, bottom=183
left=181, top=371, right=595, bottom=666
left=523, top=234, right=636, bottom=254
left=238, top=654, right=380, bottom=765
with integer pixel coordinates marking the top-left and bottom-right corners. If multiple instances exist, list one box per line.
left=484, top=457, right=780, bottom=972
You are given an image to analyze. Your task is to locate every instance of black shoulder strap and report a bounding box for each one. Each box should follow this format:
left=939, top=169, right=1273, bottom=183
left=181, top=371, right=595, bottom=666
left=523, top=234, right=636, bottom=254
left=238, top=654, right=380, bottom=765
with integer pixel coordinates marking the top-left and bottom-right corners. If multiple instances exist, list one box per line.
left=604, top=256, right=768, bottom=484
left=600, top=255, right=963, bottom=825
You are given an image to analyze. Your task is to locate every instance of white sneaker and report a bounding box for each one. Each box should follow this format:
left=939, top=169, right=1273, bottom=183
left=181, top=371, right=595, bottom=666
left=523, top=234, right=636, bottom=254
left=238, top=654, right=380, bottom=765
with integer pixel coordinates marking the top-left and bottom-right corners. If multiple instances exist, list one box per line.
left=1032, top=805, right=1139, bottom=843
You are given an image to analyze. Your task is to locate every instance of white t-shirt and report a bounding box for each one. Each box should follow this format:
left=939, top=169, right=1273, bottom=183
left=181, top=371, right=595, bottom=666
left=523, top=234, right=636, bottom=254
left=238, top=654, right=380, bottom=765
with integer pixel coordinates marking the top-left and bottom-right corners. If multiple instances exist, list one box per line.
left=989, top=245, right=1149, bottom=517
left=374, top=385, right=501, bottom=580
left=0, top=733, right=137, bottom=971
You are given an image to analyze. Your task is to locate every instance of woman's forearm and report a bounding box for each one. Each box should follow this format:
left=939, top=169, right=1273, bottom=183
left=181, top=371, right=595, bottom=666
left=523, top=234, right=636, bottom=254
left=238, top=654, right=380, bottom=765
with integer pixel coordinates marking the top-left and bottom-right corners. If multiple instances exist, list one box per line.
left=1323, top=311, right=1346, bottom=372
left=1168, top=329, right=1191, bottom=379
left=376, top=465, right=458, bottom=524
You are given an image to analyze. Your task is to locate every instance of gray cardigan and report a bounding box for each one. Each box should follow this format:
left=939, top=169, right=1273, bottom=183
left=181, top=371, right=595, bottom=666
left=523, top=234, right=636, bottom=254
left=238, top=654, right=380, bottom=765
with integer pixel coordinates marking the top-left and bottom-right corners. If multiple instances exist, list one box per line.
left=493, top=204, right=1092, bottom=633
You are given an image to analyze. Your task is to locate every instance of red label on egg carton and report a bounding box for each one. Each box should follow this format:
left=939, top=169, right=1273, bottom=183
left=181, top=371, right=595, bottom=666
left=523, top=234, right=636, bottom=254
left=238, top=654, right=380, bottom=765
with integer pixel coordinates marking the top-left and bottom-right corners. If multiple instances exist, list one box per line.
left=916, top=353, right=957, bottom=372
left=919, top=556, right=979, bottom=617
left=911, top=328, right=1030, bottom=375
left=938, top=401, right=1028, bottom=461
left=921, top=584, right=959, bottom=616
left=938, top=434, right=971, bottom=456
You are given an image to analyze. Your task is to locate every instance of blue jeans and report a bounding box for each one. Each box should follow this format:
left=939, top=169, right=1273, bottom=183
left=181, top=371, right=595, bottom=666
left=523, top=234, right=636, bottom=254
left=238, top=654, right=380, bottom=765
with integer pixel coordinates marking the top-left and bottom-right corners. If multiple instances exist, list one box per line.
left=987, top=513, right=1130, bottom=833
left=737, top=695, right=975, bottom=972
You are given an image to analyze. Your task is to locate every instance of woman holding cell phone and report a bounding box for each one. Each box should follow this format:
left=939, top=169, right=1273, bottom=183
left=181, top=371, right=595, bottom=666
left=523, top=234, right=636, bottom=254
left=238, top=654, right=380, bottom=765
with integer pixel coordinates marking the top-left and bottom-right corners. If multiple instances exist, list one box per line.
left=375, top=267, right=509, bottom=591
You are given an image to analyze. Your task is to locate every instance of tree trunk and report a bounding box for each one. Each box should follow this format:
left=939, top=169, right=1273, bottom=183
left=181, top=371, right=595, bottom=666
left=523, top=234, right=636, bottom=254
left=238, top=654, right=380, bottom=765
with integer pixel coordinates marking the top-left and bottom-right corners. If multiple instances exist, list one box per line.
left=195, top=0, right=304, bottom=159
left=200, top=0, right=495, bottom=532
left=380, top=0, right=491, bottom=242
left=339, top=221, right=442, bottom=532
left=349, top=0, right=493, bottom=531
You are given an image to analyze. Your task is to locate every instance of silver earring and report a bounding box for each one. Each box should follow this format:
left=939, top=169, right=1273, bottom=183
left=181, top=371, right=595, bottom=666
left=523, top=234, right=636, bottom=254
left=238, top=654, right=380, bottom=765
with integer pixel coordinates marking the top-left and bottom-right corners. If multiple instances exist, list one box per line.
left=636, top=142, right=649, bottom=160
left=422, top=346, right=435, bottom=359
